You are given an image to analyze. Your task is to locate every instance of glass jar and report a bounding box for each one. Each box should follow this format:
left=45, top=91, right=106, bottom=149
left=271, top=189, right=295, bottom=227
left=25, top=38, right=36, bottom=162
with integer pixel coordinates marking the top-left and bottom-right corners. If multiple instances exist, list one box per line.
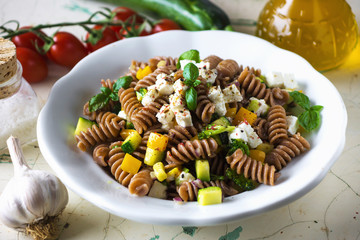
left=255, top=0, right=359, bottom=72
left=0, top=59, right=41, bottom=152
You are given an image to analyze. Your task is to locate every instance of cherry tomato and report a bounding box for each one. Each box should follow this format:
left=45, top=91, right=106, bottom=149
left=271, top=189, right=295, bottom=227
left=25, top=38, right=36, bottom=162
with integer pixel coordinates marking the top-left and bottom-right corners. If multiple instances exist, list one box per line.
left=47, top=32, right=88, bottom=68
left=152, top=19, right=182, bottom=34
left=111, top=7, right=143, bottom=34
left=11, top=26, right=46, bottom=52
left=16, top=47, right=48, bottom=83
left=86, top=25, right=118, bottom=52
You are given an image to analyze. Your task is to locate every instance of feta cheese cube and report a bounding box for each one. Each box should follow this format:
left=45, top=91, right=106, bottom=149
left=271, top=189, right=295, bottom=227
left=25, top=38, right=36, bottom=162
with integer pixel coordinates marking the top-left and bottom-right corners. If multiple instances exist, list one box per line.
left=229, top=122, right=262, bottom=148
left=208, top=86, right=227, bottom=116
left=286, top=115, right=299, bottom=135
left=118, top=110, right=128, bottom=120
left=169, top=93, right=186, bottom=113
left=265, top=72, right=285, bottom=88
left=156, top=104, right=175, bottom=130
left=155, top=73, right=174, bottom=95
left=223, top=84, right=243, bottom=103
left=141, top=85, right=159, bottom=106
left=175, top=109, right=193, bottom=127
left=173, top=79, right=188, bottom=96
left=283, top=73, right=298, bottom=90
left=248, top=97, right=269, bottom=116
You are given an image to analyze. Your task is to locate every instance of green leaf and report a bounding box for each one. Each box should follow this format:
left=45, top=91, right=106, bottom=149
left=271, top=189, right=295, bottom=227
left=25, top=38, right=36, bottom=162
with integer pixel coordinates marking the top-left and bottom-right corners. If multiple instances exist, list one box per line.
left=289, top=91, right=310, bottom=110
left=100, top=86, right=112, bottom=95
left=311, top=105, right=324, bottom=112
left=113, top=76, right=133, bottom=92
left=176, top=49, right=200, bottom=69
left=185, top=87, right=197, bottom=111
left=225, top=168, right=258, bottom=191
left=298, top=109, right=321, bottom=131
left=88, top=93, right=110, bottom=112
left=109, top=92, right=119, bottom=101
left=227, top=139, right=250, bottom=156
left=193, top=79, right=202, bottom=87
left=183, top=63, right=199, bottom=82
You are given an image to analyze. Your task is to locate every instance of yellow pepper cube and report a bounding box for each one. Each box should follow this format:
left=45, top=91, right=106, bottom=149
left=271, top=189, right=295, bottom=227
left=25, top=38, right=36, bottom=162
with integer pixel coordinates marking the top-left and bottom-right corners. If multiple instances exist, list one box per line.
left=225, top=107, right=237, bottom=118
left=153, top=162, right=167, bottom=182
left=120, top=153, right=142, bottom=175
left=147, top=133, right=169, bottom=151
left=232, top=107, right=257, bottom=126
left=166, top=167, right=181, bottom=182
left=136, top=65, right=153, bottom=80
left=249, top=149, right=266, bottom=163
left=120, top=129, right=137, bottom=140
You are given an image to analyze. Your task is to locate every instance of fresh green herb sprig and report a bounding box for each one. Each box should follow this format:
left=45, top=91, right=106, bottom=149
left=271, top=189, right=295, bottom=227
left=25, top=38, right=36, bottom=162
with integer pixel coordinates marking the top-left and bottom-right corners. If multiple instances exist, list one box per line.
left=289, top=91, right=323, bottom=132
left=198, top=124, right=235, bottom=139
left=88, top=75, right=132, bottom=112
left=227, top=139, right=250, bottom=156
left=183, top=62, right=202, bottom=111
left=225, top=168, right=258, bottom=191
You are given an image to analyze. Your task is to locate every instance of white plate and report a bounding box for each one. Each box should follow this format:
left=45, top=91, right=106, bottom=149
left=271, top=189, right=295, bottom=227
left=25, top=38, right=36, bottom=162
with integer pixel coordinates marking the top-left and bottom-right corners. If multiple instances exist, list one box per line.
left=37, top=30, right=347, bottom=226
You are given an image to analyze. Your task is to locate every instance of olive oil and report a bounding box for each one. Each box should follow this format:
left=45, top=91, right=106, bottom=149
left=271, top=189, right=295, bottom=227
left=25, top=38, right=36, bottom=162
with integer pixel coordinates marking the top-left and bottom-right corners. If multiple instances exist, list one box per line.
left=256, top=0, right=359, bottom=71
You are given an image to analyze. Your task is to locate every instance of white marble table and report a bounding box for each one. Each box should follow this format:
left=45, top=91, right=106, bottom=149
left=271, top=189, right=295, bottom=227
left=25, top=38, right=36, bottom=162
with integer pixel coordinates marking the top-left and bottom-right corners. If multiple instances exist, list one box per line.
left=1, top=0, right=360, bottom=239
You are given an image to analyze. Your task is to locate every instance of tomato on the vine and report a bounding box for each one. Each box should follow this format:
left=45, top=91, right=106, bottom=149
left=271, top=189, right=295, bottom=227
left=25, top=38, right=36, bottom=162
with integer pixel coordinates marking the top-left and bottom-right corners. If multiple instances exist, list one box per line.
left=86, top=25, right=118, bottom=52
left=47, top=32, right=88, bottom=68
left=11, top=26, right=46, bottom=52
left=16, top=47, right=48, bottom=83
left=152, top=19, right=182, bottom=34
left=120, top=25, right=152, bottom=39
left=111, top=7, right=143, bottom=34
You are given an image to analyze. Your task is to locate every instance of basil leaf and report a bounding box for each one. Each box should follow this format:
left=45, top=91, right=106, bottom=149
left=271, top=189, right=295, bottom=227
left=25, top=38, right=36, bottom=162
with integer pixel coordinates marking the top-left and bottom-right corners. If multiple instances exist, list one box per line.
left=184, top=79, right=194, bottom=86
left=88, top=93, right=110, bottom=112
left=289, top=91, right=310, bottom=110
left=185, top=87, right=197, bottom=111
left=311, top=105, right=324, bottom=112
left=109, top=92, right=119, bottom=101
left=298, top=109, right=321, bottom=131
left=193, top=79, right=202, bottom=87
left=183, top=62, right=199, bottom=82
left=101, top=86, right=112, bottom=95
left=113, top=76, right=133, bottom=92
left=176, top=49, right=200, bottom=69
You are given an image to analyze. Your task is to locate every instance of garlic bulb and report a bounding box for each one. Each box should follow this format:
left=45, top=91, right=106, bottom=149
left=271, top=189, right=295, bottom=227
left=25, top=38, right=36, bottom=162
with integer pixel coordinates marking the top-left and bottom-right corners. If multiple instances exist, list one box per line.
left=0, top=136, right=68, bottom=238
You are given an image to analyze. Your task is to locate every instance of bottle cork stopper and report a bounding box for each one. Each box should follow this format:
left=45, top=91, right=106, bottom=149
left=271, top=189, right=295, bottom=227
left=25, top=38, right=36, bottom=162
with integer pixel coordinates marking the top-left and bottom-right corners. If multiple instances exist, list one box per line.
left=0, top=38, right=17, bottom=84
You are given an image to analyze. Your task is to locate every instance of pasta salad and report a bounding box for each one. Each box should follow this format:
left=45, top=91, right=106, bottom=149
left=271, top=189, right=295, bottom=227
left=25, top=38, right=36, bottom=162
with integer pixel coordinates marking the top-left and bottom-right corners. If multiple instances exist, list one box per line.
left=74, top=50, right=323, bottom=205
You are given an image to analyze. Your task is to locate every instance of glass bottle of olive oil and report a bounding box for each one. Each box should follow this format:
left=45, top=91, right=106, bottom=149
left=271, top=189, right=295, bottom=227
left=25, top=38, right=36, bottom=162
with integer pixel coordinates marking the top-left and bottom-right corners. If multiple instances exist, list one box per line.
left=256, top=0, right=358, bottom=72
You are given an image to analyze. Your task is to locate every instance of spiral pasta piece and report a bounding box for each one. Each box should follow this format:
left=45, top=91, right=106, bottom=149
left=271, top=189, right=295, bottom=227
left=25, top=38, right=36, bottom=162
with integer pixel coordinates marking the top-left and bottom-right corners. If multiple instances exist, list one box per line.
left=226, top=149, right=280, bottom=185
left=209, top=154, right=228, bottom=176
left=195, top=83, right=215, bottom=124
left=92, top=143, right=110, bottom=167
left=267, top=105, right=288, bottom=145
left=265, top=133, right=310, bottom=170
left=76, top=112, right=125, bottom=151
left=166, top=138, right=218, bottom=165
left=134, top=65, right=176, bottom=91
left=177, top=179, right=238, bottom=202
left=203, top=55, right=223, bottom=69
left=149, top=56, right=177, bottom=69
left=216, top=59, right=240, bottom=79
left=131, top=96, right=169, bottom=134
left=168, top=125, right=198, bottom=148
left=108, top=141, right=134, bottom=187
left=128, top=169, right=154, bottom=196
left=118, top=87, right=142, bottom=120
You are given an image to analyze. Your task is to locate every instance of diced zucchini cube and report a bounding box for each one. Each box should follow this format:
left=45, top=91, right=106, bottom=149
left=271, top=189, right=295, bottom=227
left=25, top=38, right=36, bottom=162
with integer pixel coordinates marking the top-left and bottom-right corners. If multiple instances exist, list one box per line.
left=121, top=130, right=142, bottom=154
left=144, top=148, right=165, bottom=166
left=166, top=167, right=181, bottom=182
left=153, top=162, right=167, bottom=182
left=120, top=153, right=142, bottom=175
left=195, top=160, right=210, bottom=182
left=197, top=187, right=222, bottom=206
left=74, top=117, right=95, bottom=136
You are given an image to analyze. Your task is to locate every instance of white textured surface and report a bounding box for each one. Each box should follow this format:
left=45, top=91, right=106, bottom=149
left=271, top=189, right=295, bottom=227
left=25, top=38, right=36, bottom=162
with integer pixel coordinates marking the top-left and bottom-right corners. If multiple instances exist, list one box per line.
left=1, top=0, right=360, bottom=239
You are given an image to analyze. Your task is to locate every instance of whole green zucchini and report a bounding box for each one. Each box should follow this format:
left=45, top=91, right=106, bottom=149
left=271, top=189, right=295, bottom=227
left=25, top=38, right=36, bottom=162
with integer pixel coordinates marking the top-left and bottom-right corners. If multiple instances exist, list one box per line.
left=96, top=0, right=231, bottom=31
